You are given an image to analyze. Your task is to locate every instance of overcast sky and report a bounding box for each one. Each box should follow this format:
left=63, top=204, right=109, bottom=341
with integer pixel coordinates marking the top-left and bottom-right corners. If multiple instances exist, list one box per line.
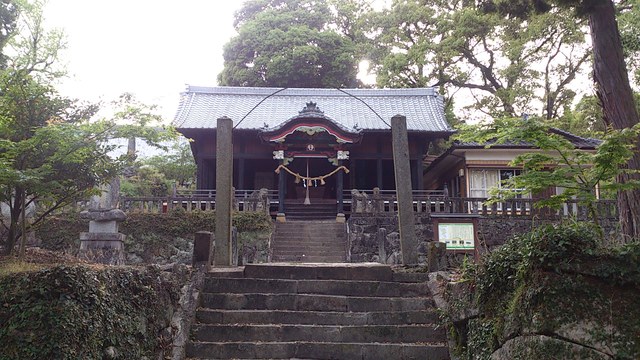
left=45, top=0, right=244, bottom=120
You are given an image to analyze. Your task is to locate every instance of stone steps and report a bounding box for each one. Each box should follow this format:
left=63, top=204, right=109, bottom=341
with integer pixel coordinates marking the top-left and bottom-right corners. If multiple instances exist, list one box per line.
left=192, top=324, right=444, bottom=343
left=243, top=263, right=393, bottom=280
left=271, top=221, right=347, bottom=263
left=271, top=255, right=346, bottom=263
left=203, top=277, right=431, bottom=297
left=187, top=341, right=449, bottom=360
left=196, top=309, right=439, bottom=325
left=186, top=264, right=450, bottom=359
left=283, top=202, right=338, bottom=220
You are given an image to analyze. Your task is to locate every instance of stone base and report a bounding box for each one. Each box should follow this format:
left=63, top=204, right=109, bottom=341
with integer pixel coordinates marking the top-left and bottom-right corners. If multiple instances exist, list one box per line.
left=276, top=213, right=286, bottom=223
left=79, top=232, right=126, bottom=265
left=336, top=213, right=346, bottom=223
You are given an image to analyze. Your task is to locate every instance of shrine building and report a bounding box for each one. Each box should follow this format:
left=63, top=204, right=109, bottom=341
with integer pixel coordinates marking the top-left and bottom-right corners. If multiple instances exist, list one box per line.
left=173, top=86, right=455, bottom=216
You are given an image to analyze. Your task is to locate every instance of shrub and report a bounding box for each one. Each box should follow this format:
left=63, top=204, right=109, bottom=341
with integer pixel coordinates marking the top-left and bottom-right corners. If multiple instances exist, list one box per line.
left=0, top=265, right=182, bottom=360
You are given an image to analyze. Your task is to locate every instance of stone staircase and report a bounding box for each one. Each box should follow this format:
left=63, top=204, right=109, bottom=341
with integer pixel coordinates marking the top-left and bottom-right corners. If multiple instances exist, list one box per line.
left=271, top=220, right=347, bottom=263
left=284, top=201, right=337, bottom=221
left=186, top=263, right=450, bottom=360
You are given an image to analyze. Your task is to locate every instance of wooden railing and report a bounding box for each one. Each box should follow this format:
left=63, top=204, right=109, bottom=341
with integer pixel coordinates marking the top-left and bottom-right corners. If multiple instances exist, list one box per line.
left=119, top=189, right=272, bottom=214
left=349, top=193, right=618, bottom=220
left=118, top=188, right=618, bottom=221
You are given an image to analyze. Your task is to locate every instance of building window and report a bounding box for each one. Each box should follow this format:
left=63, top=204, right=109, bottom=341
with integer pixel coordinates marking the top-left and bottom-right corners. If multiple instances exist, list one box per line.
left=469, top=169, right=523, bottom=198
left=468, top=168, right=529, bottom=213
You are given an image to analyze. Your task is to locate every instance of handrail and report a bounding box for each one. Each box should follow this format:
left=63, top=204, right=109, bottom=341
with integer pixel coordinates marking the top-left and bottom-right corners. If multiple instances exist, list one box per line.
left=118, top=189, right=618, bottom=221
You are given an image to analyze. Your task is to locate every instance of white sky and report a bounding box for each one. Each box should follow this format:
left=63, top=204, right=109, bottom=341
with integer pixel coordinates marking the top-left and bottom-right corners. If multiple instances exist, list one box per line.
left=44, top=0, right=244, bottom=121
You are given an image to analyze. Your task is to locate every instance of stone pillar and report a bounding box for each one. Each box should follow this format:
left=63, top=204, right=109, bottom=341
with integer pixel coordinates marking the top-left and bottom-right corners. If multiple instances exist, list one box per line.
left=391, top=115, right=418, bottom=265
left=377, top=227, right=387, bottom=264
left=426, top=241, right=447, bottom=272
left=193, top=231, right=213, bottom=267
left=127, top=137, right=136, bottom=158
left=215, top=117, right=233, bottom=267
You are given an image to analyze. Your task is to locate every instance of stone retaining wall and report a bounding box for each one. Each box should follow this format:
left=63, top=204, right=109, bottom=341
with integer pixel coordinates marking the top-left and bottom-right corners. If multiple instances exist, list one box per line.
left=347, top=214, right=619, bottom=265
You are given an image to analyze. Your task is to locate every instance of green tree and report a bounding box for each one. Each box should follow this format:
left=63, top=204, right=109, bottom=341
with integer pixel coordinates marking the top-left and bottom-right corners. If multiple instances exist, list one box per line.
left=370, top=0, right=589, bottom=120
left=617, top=0, right=640, bottom=86
left=0, top=1, right=174, bottom=256
left=0, top=78, right=173, bottom=256
left=217, top=0, right=364, bottom=88
left=0, top=0, right=19, bottom=68
left=485, top=0, right=640, bottom=240
left=142, top=141, right=196, bottom=189
left=458, top=117, right=640, bottom=236
left=121, top=166, right=170, bottom=197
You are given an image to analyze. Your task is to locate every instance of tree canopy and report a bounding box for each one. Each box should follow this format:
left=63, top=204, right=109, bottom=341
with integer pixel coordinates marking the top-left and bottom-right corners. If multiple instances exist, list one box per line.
left=458, top=117, right=640, bottom=234
left=478, top=0, right=640, bottom=242
left=0, top=1, right=174, bottom=256
left=217, top=0, right=367, bottom=88
left=0, top=0, right=18, bottom=68
left=369, top=0, right=589, bottom=120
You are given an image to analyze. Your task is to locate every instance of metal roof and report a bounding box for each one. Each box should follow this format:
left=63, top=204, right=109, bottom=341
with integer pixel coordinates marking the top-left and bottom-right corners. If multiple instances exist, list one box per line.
left=173, top=86, right=454, bottom=133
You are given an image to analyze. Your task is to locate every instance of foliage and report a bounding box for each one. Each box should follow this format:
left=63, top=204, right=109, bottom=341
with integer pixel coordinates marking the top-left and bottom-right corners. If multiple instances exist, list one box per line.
left=475, top=223, right=602, bottom=312
left=0, top=0, right=18, bottom=68
left=368, top=0, right=589, bottom=120
left=485, top=0, right=640, bottom=242
left=450, top=223, right=640, bottom=359
left=0, top=79, right=174, bottom=255
left=0, top=1, right=176, bottom=256
left=457, top=117, right=640, bottom=229
left=140, top=141, right=196, bottom=188
left=0, top=265, right=182, bottom=359
left=218, top=0, right=368, bottom=88
left=553, top=95, right=609, bottom=137
left=120, top=165, right=171, bottom=197
left=36, top=210, right=274, bottom=255
left=4, top=0, right=65, bottom=79
left=0, top=259, right=43, bottom=277
left=618, top=0, right=640, bottom=86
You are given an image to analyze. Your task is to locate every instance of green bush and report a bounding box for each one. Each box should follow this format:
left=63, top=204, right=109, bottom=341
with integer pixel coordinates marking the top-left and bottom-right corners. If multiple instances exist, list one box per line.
left=0, top=265, right=181, bottom=360
left=476, top=222, right=601, bottom=313
left=37, top=210, right=274, bottom=255
left=455, top=222, right=640, bottom=359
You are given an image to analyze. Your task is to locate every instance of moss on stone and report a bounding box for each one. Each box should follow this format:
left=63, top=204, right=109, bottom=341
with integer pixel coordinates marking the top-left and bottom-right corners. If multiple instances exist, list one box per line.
left=447, top=223, right=640, bottom=359
left=0, top=265, right=183, bottom=360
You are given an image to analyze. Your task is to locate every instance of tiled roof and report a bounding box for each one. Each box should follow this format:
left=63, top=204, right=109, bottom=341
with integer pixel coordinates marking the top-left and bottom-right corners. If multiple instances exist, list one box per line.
left=173, top=86, right=454, bottom=133
left=455, top=128, right=601, bottom=149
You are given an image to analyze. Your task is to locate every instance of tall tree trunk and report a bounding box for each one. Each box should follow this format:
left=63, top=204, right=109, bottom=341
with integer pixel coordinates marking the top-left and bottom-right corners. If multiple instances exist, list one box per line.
left=4, top=189, right=23, bottom=256
left=589, top=0, right=640, bottom=240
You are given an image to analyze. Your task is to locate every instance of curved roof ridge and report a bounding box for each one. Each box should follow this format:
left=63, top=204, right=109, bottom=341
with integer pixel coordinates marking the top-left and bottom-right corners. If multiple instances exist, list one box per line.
left=184, top=85, right=438, bottom=97
left=174, top=85, right=454, bottom=133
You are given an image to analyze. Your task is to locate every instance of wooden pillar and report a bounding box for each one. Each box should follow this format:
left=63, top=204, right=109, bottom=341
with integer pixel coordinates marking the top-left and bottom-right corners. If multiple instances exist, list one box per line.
left=391, top=115, right=418, bottom=265
left=215, top=117, right=233, bottom=267
left=416, top=142, right=425, bottom=191
left=196, top=155, right=203, bottom=189
left=238, top=158, right=245, bottom=190
left=376, top=159, right=383, bottom=189
left=337, top=160, right=344, bottom=214
left=278, top=160, right=286, bottom=214
left=376, top=138, right=383, bottom=189
left=350, top=159, right=357, bottom=189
